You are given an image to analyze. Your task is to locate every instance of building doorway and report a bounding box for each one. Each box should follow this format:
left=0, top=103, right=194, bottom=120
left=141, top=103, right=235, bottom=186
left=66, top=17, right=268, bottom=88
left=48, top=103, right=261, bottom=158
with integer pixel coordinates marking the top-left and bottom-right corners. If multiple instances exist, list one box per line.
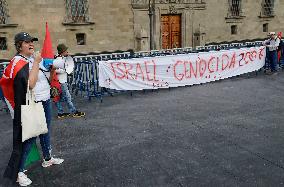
left=161, top=14, right=181, bottom=49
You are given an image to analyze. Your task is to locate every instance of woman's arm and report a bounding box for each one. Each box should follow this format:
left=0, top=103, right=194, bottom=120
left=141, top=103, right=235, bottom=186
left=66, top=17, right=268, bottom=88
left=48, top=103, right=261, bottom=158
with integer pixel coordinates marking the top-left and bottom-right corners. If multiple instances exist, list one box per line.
left=28, top=52, right=42, bottom=89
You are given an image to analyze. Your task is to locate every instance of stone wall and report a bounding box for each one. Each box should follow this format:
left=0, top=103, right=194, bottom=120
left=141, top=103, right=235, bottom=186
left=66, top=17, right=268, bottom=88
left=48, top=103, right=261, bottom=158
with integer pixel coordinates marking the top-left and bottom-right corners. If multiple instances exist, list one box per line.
left=0, top=0, right=134, bottom=59
left=200, top=0, right=284, bottom=43
left=133, top=0, right=284, bottom=50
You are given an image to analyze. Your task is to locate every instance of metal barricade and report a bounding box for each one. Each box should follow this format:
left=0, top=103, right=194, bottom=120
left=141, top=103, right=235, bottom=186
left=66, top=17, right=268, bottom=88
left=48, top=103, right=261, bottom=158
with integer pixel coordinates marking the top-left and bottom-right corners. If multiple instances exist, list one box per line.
left=229, top=43, right=242, bottom=49
left=183, top=47, right=193, bottom=53
left=173, top=48, right=184, bottom=54
left=112, top=52, right=131, bottom=59
left=254, top=41, right=263, bottom=46
left=72, top=57, right=102, bottom=102
left=0, top=61, right=9, bottom=69
left=71, top=40, right=266, bottom=101
left=219, top=44, right=229, bottom=50
left=0, top=69, right=4, bottom=100
left=245, top=42, right=256, bottom=47
left=204, top=45, right=218, bottom=51
left=0, top=67, right=9, bottom=113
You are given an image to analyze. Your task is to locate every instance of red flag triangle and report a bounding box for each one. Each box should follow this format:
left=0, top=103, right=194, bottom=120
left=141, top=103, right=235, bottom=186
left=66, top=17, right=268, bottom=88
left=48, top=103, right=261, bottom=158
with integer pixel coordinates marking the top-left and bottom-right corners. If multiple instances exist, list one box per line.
left=41, top=22, right=54, bottom=59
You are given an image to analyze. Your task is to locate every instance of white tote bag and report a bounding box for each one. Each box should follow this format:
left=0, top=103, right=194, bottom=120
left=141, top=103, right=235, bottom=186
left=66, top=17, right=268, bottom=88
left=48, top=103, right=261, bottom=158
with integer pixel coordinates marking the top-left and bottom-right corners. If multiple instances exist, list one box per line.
left=21, top=82, right=48, bottom=142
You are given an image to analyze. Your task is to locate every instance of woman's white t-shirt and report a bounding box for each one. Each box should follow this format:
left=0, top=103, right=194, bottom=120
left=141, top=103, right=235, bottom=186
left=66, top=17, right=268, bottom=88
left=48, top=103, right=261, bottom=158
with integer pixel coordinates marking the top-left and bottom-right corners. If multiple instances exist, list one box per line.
left=29, top=58, right=50, bottom=102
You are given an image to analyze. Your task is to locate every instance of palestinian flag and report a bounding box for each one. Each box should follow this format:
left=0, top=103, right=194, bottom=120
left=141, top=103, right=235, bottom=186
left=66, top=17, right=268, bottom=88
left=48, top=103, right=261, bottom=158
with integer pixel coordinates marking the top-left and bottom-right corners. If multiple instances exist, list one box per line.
left=0, top=56, right=28, bottom=119
left=0, top=55, right=40, bottom=180
left=24, top=142, right=40, bottom=168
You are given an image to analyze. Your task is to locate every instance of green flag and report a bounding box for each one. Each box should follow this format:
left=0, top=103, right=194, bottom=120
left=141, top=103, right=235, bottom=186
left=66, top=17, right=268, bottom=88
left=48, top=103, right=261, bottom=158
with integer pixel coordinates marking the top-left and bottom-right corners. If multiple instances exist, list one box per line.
left=24, top=142, right=40, bottom=168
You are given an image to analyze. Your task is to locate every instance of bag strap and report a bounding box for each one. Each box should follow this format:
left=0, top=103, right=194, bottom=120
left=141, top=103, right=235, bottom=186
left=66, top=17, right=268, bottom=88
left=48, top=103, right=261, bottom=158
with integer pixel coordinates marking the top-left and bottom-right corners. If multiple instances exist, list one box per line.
left=25, top=81, right=38, bottom=106
left=40, top=68, right=51, bottom=85
left=26, top=81, right=32, bottom=105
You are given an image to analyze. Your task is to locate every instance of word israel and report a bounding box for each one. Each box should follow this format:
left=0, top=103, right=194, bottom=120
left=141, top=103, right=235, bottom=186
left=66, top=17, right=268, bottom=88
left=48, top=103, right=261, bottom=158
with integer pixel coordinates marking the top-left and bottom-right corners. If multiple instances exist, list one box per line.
left=99, top=47, right=265, bottom=90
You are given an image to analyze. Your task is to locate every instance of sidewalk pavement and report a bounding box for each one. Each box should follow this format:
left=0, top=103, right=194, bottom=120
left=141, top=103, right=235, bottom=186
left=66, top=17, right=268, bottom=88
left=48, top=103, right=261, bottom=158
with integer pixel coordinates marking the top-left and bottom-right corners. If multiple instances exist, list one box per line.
left=1, top=71, right=284, bottom=187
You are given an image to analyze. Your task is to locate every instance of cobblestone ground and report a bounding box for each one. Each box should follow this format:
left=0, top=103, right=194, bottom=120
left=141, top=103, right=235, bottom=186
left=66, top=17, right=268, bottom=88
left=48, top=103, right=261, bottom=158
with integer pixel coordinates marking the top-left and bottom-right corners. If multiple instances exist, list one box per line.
left=1, top=71, right=284, bottom=187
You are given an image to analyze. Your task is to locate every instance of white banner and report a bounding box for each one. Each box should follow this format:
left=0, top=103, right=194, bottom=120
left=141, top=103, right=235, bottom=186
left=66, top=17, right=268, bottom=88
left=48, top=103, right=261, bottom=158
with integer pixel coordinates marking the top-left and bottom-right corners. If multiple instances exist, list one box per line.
left=99, top=47, right=266, bottom=90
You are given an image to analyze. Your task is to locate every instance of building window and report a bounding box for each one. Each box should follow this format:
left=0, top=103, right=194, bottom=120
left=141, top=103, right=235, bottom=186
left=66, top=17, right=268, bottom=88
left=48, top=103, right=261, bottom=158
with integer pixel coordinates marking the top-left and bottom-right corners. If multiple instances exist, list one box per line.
left=0, top=0, right=9, bottom=24
left=228, top=0, right=241, bottom=17
left=76, top=33, right=86, bottom=45
left=231, top=25, right=237, bottom=35
left=262, top=0, right=274, bottom=17
left=0, top=37, right=7, bottom=50
left=263, top=23, right=268, bottom=32
left=65, top=0, right=89, bottom=23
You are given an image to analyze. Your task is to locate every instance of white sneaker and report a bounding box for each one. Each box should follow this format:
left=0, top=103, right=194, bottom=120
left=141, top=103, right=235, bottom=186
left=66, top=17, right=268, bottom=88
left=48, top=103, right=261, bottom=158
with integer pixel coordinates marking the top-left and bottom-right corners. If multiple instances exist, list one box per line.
left=17, top=172, right=32, bottom=186
left=42, top=157, right=64, bottom=168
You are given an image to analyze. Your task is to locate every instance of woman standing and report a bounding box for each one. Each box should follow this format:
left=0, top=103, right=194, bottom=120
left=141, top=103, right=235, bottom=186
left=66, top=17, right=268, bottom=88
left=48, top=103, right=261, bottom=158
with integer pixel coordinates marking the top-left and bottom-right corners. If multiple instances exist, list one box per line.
left=1, top=32, right=63, bottom=186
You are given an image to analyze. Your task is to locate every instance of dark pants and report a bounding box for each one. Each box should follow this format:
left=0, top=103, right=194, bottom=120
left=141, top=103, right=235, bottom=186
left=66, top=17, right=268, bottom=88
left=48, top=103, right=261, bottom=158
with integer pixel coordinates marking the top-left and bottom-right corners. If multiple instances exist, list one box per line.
left=267, top=50, right=278, bottom=72
left=280, top=55, right=284, bottom=68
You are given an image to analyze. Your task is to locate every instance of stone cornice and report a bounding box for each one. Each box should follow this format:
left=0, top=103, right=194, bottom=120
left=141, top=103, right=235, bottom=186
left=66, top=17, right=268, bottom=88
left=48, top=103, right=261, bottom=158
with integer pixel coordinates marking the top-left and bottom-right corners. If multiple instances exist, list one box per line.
left=62, top=22, right=95, bottom=26
left=131, top=0, right=206, bottom=10
left=258, top=15, right=275, bottom=19
left=0, top=24, right=18, bottom=29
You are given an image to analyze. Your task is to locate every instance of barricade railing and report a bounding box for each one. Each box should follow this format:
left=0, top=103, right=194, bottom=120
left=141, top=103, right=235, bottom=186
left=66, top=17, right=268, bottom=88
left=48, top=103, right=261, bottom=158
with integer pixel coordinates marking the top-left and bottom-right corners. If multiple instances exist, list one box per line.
left=0, top=64, right=9, bottom=113
left=0, top=39, right=276, bottom=104
left=0, top=61, right=9, bottom=68
left=72, top=56, right=102, bottom=101
left=71, top=40, right=268, bottom=101
left=72, top=52, right=133, bottom=101
left=0, top=39, right=281, bottom=105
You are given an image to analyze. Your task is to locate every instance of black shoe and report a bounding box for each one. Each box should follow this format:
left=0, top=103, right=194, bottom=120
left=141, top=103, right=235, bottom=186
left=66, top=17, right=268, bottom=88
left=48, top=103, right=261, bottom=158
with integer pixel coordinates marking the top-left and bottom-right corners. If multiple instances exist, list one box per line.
left=271, top=72, right=278, bottom=76
left=57, top=113, right=71, bottom=119
left=72, top=111, right=86, bottom=118
left=265, top=70, right=272, bottom=75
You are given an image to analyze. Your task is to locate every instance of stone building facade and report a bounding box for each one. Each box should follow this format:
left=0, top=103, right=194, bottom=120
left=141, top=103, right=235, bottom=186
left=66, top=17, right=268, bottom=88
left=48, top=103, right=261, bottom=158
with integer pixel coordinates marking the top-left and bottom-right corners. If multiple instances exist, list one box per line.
left=0, top=0, right=283, bottom=59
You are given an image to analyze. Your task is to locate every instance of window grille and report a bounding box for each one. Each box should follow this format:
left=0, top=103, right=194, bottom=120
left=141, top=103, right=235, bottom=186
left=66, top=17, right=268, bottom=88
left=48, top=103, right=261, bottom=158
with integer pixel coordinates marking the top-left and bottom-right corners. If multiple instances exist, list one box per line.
left=262, top=0, right=274, bottom=16
left=65, top=0, right=90, bottom=23
left=0, top=0, right=9, bottom=24
left=231, top=25, right=237, bottom=35
left=263, top=23, right=268, bottom=32
left=228, top=0, right=241, bottom=17
left=0, top=37, right=7, bottom=50
left=76, top=33, right=86, bottom=45
left=131, top=0, right=147, bottom=4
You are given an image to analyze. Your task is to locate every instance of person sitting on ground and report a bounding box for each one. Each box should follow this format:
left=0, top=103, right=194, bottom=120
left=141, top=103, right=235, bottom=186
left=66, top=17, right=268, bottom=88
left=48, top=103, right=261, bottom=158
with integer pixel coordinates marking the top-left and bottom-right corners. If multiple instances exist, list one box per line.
left=54, top=43, right=85, bottom=119
left=263, top=31, right=280, bottom=74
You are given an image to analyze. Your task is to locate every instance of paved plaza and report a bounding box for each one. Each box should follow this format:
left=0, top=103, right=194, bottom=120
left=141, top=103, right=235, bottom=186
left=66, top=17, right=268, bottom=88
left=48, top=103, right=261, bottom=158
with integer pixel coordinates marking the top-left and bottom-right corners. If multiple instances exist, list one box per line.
left=0, top=71, right=284, bottom=187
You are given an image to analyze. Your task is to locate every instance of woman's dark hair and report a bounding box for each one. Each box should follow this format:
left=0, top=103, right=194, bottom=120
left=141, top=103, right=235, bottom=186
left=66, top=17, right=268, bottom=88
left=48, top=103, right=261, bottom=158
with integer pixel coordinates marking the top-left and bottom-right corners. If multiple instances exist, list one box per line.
left=15, top=41, right=24, bottom=53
